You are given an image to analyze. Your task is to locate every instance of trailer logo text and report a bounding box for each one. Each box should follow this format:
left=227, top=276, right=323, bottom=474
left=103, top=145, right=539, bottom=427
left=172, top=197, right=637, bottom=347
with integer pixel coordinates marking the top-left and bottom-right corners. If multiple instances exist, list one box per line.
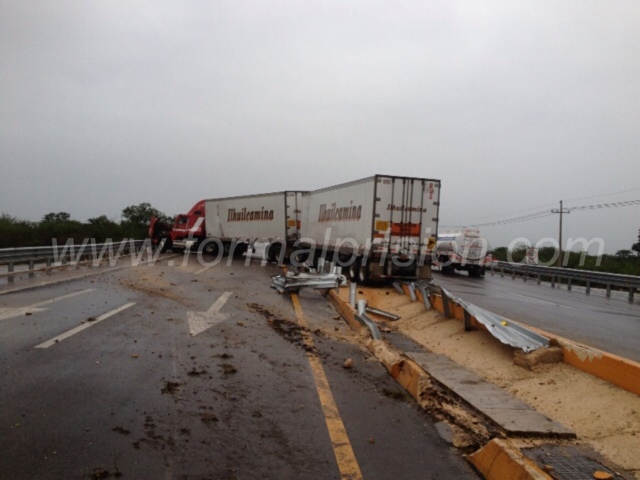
left=387, top=204, right=427, bottom=213
left=318, top=203, right=362, bottom=222
left=227, top=207, right=274, bottom=222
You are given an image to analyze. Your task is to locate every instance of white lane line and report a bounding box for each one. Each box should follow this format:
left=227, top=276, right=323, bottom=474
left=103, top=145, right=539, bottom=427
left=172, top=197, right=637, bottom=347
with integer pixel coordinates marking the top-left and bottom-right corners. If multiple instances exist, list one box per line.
left=509, top=292, right=569, bottom=307
left=194, top=266, right=211, bottom=275
left=0, top=288, right=95, bottom=321
left=31, top=288, right=96, bottom=308
left=34, top=302, right=136, bottom=349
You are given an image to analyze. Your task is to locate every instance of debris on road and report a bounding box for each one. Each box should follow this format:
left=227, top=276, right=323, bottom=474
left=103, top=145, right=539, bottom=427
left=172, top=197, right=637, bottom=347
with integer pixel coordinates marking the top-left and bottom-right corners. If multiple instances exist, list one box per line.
left=342, top=358, right=353, bottom=369
left=271, top=271, right=346, bottom=293
left=161, top=381, right=181, bottom=395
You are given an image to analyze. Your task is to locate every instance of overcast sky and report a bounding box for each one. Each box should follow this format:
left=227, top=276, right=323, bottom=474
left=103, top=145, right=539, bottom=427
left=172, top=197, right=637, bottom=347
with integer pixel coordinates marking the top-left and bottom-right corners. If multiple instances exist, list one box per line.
left=1, top=1, right=639, bottom=253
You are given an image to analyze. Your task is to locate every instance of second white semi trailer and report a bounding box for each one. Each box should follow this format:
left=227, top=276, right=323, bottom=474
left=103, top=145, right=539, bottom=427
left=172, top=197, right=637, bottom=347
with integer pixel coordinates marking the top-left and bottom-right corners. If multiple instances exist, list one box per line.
left=298, top=175, right=440, bottom=282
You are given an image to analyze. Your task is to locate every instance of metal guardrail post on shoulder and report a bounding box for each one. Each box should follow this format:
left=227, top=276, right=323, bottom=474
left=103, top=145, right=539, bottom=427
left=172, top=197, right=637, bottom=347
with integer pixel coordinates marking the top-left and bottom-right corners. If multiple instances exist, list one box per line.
left=493, top=261, right=639, bottom=303
left=0, top=240, right=146, bottom=283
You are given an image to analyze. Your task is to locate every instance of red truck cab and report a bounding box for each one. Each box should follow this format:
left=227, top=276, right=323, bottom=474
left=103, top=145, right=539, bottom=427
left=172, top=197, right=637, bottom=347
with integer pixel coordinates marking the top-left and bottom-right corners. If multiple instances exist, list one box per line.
left=149, top=200, right=206, bottom=252
left=169, top=200, right=206, bottom=251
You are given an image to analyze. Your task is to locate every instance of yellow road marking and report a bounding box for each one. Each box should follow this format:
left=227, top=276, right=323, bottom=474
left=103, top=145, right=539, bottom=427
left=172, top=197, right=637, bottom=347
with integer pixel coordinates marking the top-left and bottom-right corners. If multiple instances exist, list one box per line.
left=290, top=293, right=363, bottom=480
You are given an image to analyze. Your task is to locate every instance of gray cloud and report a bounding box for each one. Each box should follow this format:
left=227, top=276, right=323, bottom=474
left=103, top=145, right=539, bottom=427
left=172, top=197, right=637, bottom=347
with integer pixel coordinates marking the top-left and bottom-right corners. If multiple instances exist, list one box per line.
left=1, top=0, right=638, bottom=252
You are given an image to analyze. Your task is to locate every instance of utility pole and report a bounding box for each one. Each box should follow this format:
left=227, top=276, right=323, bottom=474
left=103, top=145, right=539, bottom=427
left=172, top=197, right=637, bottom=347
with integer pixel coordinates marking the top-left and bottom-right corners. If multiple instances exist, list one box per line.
left=551, top=200, right=570, bottom=267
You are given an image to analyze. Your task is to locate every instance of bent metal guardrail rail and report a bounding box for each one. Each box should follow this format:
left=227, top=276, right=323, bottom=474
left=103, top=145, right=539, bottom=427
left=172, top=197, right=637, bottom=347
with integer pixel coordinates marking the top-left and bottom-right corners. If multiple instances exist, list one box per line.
left=0, top=240, right=146, bottom=284
left=488, top=261, right=640, bottom=303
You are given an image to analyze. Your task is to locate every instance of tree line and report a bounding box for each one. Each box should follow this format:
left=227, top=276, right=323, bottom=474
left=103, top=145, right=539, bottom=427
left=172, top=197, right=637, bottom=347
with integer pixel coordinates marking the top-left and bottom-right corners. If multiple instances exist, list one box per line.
left=491, top=244, right=640, bottom=276
left=0, top=203, right=172, bottom=249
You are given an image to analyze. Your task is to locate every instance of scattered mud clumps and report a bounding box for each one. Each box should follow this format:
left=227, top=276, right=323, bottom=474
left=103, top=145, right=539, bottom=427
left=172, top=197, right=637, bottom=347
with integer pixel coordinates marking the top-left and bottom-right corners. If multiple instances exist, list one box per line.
left=88, top=467, right=122, bottom=479
left=248, top=303, right=316, bottom=354
left=201, top=413, right=219, bottom=425
left=161, top=381, right=181, bottom=395
left=112, top=426, right=131, bottom=435
left=221, top=363, right=237, bottom=375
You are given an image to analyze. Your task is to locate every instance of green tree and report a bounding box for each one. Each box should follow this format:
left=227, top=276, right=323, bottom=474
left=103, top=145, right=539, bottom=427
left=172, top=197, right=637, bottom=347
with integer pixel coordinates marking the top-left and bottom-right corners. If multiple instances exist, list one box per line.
left=121, top=203, right=170, bottom=238
left=0, top=214, right=36, bottom=248
left=87, top=215, right=122, bottom=242
left=37, top=212, right=86, bottom=245
left=632, top=230, right=640, bottom=255
left=42, top=212, right=71, bottom=223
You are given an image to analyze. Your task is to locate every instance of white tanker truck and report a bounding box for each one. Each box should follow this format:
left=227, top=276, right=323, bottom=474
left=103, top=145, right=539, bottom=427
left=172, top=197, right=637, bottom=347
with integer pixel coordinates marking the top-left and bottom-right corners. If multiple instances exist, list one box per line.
left=434, top=228, right=490, bottom=277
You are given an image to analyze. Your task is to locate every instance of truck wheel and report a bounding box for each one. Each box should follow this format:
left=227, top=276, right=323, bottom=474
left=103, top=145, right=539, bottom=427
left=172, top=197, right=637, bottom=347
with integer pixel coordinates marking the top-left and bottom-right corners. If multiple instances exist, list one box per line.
left=267, top=243, right=282, bottom=264
left=203, top=241, right=218, bottom=256
left=231, top=242, right=248, bottom=258
left=290, top=249, right=309, bottom=266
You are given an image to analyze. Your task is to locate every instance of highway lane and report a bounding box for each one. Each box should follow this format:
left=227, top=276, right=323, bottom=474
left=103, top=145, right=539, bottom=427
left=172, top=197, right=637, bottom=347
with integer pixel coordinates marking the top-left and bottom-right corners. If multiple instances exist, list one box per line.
left=433, top=270, right=640, bottom=362
left=0, top=256, right=477, bottom=479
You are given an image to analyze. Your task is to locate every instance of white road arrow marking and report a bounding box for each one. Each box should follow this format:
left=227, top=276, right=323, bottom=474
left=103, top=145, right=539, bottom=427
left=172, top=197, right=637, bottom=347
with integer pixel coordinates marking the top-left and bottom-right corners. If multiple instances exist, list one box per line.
left=187, top=291, right=233, bottom=336
left=0, top=288, right=95, bottom=321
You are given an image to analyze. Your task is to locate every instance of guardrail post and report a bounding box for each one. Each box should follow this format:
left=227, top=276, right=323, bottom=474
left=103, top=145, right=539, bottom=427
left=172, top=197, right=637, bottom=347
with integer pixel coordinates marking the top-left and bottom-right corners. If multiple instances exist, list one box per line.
left=586, top=280, right=591, bottom=295
left=349, top=282, right=357, bottom=308
left=567, top=278, right=572, bottom=291
left=537, top=274, right=541, bottom=285
left=440, top=289, right=452, bottom=319
left=523, top=271, right=527, bottom=282
left=606, top=284, right=611, bottom=298
left=8, top=262, right=14, bottom=283
left=463, top=309, right=475, bottom=331
left=28, top=259, right=35, bottom=278
left=551, top=276, right=556, bottom=288
left=500, top=267, right=504, bottom=278
left=46, top=258, right=52, bottom=275
left=629, top=288, right=635, bottom=304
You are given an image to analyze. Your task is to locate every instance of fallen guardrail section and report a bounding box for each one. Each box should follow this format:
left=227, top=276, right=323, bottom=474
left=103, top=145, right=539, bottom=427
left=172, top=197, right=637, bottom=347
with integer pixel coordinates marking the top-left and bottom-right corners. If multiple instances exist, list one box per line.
left=391, top=280, right=640, bottom=397
left=393, top=281, right=551, bottom=353
left=490, top=261, right=640, bottom=303
left=440, top=288, right=550, bottom=353
left=270, top=270, right=346, bottom=293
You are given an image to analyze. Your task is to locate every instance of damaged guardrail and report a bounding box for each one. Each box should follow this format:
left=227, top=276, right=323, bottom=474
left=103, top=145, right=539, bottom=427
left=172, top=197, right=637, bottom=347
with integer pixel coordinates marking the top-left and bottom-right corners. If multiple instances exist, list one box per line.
left=393, top=280, right=551, bottom=353
left=440, top=288, right=550, bottom=353
left=271, top=271, right=346, bottom=293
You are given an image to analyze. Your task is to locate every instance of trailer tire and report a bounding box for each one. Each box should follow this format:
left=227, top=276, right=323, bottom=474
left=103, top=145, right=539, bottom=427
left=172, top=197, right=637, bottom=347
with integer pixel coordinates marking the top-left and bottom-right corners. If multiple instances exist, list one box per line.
left=267, top=242, right=283, bottom=264
left=203, top=241, right=219, bottom=256
left=231, top=242, right=248, bottom=258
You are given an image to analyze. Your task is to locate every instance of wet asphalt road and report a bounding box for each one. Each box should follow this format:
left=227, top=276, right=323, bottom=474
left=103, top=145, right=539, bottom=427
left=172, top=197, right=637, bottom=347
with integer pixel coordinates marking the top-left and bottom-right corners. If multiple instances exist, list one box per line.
left=0, top=256, right=477, bottom=480
left=433, top=270, right=640, bottom=362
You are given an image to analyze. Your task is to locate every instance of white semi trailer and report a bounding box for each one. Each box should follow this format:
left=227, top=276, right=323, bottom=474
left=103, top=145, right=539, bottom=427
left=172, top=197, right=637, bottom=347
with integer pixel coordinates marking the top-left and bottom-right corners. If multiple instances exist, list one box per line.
left=201, top=191, right=306, bottom=259
left=299, top=175, right=441, bottom=282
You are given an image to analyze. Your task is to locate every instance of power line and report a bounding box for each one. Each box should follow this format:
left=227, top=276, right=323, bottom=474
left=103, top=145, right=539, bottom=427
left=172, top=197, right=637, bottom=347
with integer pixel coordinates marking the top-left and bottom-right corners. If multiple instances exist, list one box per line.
left=447, top=186, right=639, bottom=225
left=445, top=198, right=640, bottom=229
left=564, top=187, right=640, bottom=205
left=447, top=202, right=558, bottom=224
left=468, top=210, right=554, bottom=228
left=570, top=199, right=640, bottom=211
